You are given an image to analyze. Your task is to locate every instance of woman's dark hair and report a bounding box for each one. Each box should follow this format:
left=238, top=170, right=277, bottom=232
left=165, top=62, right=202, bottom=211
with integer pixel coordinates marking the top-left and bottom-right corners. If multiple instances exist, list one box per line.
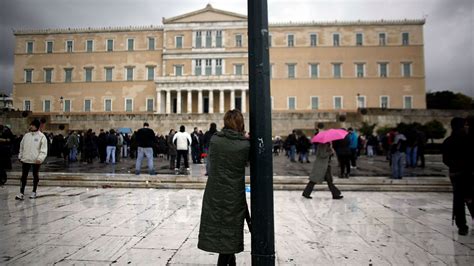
left=223, top=109, right=244, bottom=133
left=209, top=123, right=217, bottom=134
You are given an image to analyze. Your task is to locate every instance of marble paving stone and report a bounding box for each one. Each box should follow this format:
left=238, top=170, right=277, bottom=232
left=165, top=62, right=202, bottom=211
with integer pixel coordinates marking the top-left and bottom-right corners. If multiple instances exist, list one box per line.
left=114, top=248, right=177, bottom=265
left=399, top=231, right=473, bottom=256
left=134, top=227, right=194, bottom=250
left=371, top=239, right=446, bottom=265
left=45, top=226, right=112, bottom=246
left=66, top=235, right=142, bottom=261
left=54, top=260, right=111, bottom=266
left=84, top=212, right=136, bottom=227
left=7, top=245, right=82, bottom=266
left=106, top=219, right=158, bottom=237
left=435, top=255, right=474, bottom=266
left=0, top=233, right=59, bottom=263
left=376, top=217, right=437, bottom=233
left=25, top=217, right=82, bottom=234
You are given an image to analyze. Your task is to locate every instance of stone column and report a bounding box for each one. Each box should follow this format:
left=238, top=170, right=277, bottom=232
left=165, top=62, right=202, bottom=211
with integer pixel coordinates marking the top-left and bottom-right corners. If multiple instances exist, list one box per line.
left=176, top=90, right=182, bottom=114
left=230, top=89, right=235, bottom=110
left=187, top=90, right=192, bottom=113
left=156, top=90, right=161, bottom=114
left=209, top=90, right=214, bottom=114
left=166, top=90, right=171, bottom=114
left=198, top=90, right=203, bottom=114
left=219, top=89, right=225, bottom=113
left=241, top=89, right=247, bottom=113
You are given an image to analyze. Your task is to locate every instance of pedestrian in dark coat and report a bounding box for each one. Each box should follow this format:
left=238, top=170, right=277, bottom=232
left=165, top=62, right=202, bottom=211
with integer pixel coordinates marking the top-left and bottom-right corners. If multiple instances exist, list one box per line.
left=0, top=125, right=14, bottom=185
left=167, top=129, right=177, bottom=170
left=333, top=133, right=351, bottom=178
left=97, top=129, right=107, bottom=163
left=83, top=129, right=96, bottom=164
left=203, top=123, right=218, bottom=175
left=198, top=110, right=250, bottom=265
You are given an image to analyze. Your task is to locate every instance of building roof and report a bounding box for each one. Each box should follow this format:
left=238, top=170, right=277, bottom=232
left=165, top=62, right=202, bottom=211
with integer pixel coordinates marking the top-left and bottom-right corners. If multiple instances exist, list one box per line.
left=162, top=4, right=247, bottom=24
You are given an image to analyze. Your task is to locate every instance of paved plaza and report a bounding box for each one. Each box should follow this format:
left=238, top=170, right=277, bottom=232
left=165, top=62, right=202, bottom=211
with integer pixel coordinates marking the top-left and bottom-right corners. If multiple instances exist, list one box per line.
left=1, top=186, right=473, bottom=265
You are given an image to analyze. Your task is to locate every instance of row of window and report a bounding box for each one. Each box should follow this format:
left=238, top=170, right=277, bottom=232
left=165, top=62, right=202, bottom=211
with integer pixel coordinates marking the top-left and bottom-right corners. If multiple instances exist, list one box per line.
left=24, top=98, right=155, bottom=113
left=23, top=61, right=412, bottom=83
left=24, top=31, right=411, bottom=54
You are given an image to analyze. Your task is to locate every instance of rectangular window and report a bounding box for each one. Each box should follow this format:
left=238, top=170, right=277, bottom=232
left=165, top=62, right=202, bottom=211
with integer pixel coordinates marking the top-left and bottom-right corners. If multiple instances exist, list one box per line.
left=379, top=63, right=388, bottom=77
left=65, top=68, right=73, bottom=82
left=148, top=37, right=155, bottom=50
left=288, top=97, right=296, bottom=110
left=85, top=68, right=92, bottom=82
left=235, top=34, right=242, bottom=47
left=404, top=96, right=413, bottom=109
left=46, top=41, right=53, bottom=53
left=356, top=33, right=363, bottom=46
left=311, top=97, right=319, bottom=110
left=288, top=64, right=296, bottom=79
left=128, top=39, right=134, bottom=51
left=206, top=31, right=212, bottom=48
left=205, top=59, right=212, bottom=76
left=216, top=59, right=222, bottom=76
left=380, top=96, right=389, bottom=109
left=25, top=69, right=33, bottom=83
left=235, top=64, right=243, bottom=76
left=216, top=31, right=222, bottom=48
left=357, top=95, right=366, bottom=108
left=333, top=63, right=341, bottom=78
left=105, top=68, right=113, bottom=81
left=287, top=34, right=294, bottom=47
left=356, top=63, right=365, bottom=77
left=310, top=34, right=317, bottom=47
left=147, top=66, right=155, bottom=81
left=125, top=99, right=133, bottom=112
left=84, top=99, right=91, bottom=112
left=333, top=34, right=340, bottom=46
left=86, top=40, right=93, bottom=52
left=379, top=33, right=386, bottom=46
left=107, top=39, right=113, bottom=52
left=402, top=62, right=412, bottom=77
left=402, top=32, right=409, bottom=45
left=334, top=96, right=343, bottom=110
left=310, top=64, right=318, bottom=78
left=147, top=98, right=154, bottom=112
left=64, top=99, right=71, bottom=112
left=66, top=40, right=73, bottom=53
left=176, top=36, right=183, bottom=48
left=24, top=100, right=31, bottom=111
left=27, top=41, right=34, bottom=54
left=175, top=65, right=183, bottom=76
left=44, top=100, right=51, bottom=112
left=104, top=99, right=112, bottom=112
left=45, top=68, right=52, bottom=83
left=126, top=67, right=134, bottom=81
left=195, top=31, right=202, bottom=48
left=195, top=60, right=202, bottom=76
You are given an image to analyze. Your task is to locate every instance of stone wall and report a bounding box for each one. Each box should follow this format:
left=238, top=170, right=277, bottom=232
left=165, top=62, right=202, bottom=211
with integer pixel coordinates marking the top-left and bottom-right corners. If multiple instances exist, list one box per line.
left=1, top=109, right=473, bottom=137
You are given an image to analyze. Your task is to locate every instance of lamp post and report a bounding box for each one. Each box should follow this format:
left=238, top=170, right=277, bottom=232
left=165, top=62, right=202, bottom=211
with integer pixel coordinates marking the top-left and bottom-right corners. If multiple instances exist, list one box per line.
left=59, top=96, right=64, bottom=114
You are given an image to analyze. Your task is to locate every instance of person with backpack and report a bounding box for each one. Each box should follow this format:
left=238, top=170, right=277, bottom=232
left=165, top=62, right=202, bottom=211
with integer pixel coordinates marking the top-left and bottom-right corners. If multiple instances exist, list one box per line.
left=390, top=129, right=407, bottom=179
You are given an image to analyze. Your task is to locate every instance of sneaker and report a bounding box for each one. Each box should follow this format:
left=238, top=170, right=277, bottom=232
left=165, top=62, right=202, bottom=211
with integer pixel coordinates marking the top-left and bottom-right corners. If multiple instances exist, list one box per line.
left=15, top=194, right=24, bottom=200
left=29, top=192, right=37, bottom=199
left=458, top=226, right=469, bottom=236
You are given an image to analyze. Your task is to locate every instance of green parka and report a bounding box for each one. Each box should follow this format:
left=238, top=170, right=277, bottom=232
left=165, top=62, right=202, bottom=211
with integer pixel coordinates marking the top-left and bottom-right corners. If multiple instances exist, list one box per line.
left=309, top=143, right=333, bottom=183
left=198, top=128, right=250, bottom=254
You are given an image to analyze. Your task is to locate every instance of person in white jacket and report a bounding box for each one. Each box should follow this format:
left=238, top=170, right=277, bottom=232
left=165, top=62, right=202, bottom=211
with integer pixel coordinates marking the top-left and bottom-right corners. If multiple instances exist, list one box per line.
left=172, top=125, right=192, bottom=172
left=15, top=119, right=48, bottom=200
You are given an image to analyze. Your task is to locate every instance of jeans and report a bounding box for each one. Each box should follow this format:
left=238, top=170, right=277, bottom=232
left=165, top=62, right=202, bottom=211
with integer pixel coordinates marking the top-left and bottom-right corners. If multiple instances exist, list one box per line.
left=289, top=145, right=296, bottom=161
left=367, top=145, right=374, bottom=157
left=391, top=151, right=405, bottom=179
left=122, top=145, right=128, bottom=158
left=299, top=151, right=308, bottom=162
left=135, top=147, right=154, bottom=174
left=20, top=163, right=40, bottom=194
left=69, top=147, right=77, bottom=161
left=191, top=146, right=200, bottom=163
left=406, top=146, right=418, bottom=167
left=106, top=146, right=116, bottom=164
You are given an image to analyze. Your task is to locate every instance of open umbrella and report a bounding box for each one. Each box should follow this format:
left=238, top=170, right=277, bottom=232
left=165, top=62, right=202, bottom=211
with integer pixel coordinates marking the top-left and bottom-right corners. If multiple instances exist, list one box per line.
left=311, top=129, right=348, bottom=144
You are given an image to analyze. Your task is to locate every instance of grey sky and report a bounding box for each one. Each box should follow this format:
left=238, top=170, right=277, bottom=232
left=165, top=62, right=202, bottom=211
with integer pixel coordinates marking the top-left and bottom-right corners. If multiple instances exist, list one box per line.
left=0, top=0, right=472, bottom=96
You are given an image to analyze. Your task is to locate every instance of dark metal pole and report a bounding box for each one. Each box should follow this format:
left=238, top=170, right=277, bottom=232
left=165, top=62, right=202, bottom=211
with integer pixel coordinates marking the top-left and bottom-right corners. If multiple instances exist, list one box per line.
left=248, top=0, right=275, bottom=265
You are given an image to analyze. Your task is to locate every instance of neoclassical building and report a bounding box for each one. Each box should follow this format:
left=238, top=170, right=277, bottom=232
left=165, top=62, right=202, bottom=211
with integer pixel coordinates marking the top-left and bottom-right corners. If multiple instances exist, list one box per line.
left=12, top=4, right=426, bottom=115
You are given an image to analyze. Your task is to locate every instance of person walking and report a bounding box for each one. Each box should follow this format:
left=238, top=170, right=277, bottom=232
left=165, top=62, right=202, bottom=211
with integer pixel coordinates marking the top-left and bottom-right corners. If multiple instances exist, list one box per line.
left=198, top=110, right=251, bottom=265
left=173, top=125, right=192, bottom=173
left=191, top=127, right=201, bottom=164
left=348, top=128, right=359, bottom=168
left=203, top=123, right=218, bottom=176
left=286, top=130, right=297, bottom=162
left=302, top=142, right=343, bottom=199
left=135, top=123, right=156, bottom=175
left=167, top=129, right=177, bottom=170
left=297, top=133, right=311, bottom=163
left=390, top=130, right=407, bottom=179
left=442, top=117, right=473, bottom=235
left=0, top=125, right=14, bottom=185
left=105, top=129, right=118, bottom=164
left=15, top=120, right=48, bottom=200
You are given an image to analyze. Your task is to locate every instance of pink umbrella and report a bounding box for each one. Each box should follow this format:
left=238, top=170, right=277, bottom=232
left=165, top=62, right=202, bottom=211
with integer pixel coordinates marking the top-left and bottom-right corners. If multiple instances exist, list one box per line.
left=311, top=129, right=348, bottom=144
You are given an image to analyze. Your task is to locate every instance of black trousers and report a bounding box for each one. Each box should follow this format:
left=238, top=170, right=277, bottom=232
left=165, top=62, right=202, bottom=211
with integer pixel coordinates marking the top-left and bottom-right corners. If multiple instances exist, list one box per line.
left=217, top=254, right=236, bottom=266
left=20, top=163, right=40, bottom=194
left=176, top=150, right=189, bottom=169
left=350, top=148, right=357, bottom=167
left=303, top=169, right=341, bottom=198
left=450, top=172, right=474, bottom=229
left=338, top=155, right=351, bottom=177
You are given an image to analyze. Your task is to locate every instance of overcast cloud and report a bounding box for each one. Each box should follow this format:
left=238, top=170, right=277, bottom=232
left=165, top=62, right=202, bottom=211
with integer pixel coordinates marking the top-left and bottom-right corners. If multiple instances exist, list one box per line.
left=0, top=0, right=472, bottom=96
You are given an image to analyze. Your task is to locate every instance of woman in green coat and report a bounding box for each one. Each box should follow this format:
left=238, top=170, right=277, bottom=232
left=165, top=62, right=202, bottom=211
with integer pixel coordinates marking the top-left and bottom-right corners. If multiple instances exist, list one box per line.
left=302, top=142, right=343, bottom=199
left=198, top=109, right=250, bottom=266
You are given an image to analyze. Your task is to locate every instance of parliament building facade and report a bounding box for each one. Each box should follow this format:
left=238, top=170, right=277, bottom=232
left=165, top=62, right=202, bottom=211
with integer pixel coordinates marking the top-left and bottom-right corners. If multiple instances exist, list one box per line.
left=12, top=4, right=426, bottom=115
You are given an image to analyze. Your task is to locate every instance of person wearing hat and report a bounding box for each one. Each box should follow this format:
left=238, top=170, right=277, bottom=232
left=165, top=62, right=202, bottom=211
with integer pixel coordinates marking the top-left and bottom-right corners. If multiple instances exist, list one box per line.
left=15, top=119, right=48, bottom=200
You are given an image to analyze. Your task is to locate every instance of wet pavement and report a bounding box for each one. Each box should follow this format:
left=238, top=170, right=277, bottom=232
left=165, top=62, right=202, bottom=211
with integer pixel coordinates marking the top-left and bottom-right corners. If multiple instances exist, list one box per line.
left=10, top=153, right=448, bottom=177
left=0, top=186, right=472, bottom=265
